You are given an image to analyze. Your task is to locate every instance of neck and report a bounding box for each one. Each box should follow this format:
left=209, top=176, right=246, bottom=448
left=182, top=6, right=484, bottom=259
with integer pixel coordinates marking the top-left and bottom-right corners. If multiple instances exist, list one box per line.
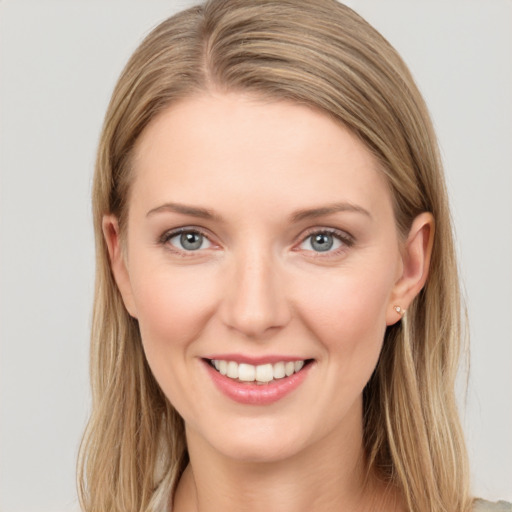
left=172, top=403, right=398, bottom=512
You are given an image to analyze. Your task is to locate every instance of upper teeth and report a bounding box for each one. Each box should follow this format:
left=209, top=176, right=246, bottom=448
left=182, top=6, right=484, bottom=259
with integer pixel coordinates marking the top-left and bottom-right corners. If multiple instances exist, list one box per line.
left=211, top=360, right=305, bottom=383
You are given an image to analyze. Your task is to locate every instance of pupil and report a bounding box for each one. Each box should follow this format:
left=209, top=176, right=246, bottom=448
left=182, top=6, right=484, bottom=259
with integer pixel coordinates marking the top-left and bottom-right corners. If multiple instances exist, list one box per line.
left=181, top=232, right=202, bottom=250
left=312, top=233, right=333, bottom=252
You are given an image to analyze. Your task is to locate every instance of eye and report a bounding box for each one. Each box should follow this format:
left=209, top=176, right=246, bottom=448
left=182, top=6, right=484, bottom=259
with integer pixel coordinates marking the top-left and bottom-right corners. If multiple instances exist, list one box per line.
left=299, top=230, right=350, bottom=253
left=166, top=229, right=212, bottom=251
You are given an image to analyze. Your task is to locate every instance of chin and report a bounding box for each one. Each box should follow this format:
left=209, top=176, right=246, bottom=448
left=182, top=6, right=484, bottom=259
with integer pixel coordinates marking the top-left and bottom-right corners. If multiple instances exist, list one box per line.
left=187, top=415, right=314, bottom=464
left=216, top=437, right=307, bottom=464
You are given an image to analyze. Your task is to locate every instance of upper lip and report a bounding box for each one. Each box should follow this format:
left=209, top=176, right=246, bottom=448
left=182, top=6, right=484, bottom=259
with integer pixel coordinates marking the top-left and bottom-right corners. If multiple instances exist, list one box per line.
left=203, top=354, right=312, bottom=365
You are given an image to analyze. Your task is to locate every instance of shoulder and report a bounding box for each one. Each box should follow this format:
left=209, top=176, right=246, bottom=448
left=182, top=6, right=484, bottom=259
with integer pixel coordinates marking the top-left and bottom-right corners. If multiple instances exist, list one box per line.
left=473, top=499, right=512, bottom=512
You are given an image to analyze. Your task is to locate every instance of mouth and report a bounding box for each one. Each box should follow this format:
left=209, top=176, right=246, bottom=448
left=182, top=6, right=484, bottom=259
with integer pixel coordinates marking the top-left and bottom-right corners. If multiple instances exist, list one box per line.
left=205, top=358, right=314, bottom=385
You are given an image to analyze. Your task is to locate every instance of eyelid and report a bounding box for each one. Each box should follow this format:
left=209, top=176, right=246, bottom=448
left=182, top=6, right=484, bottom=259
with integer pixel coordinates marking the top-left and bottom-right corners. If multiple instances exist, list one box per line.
left=295, top=227, right=354, bottom=255
left=159, top=226, right=218, bottom=253
left=158, top=225, right=354, bottom=256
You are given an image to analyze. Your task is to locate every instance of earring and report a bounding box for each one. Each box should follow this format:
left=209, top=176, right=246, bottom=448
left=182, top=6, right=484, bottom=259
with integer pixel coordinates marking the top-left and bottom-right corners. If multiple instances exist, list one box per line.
left=394, top=305, right=406, bottom=315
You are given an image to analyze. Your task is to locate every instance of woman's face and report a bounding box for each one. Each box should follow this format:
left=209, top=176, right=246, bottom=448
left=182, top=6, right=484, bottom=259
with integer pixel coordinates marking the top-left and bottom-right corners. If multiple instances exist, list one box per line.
left=106, top=92, right=420, bottom=463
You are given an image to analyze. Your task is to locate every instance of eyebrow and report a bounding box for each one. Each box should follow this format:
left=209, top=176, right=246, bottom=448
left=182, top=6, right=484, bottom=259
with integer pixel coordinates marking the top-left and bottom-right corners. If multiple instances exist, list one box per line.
left=146, top=201, right=371, bottom=222
left=146, top=202, right=221, bottom=220
left=290, top=202, right=372, bottom=222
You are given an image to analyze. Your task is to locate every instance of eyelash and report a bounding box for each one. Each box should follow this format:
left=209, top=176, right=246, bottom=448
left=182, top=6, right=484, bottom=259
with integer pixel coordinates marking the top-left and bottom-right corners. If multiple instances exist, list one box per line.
left=158, top=227, right=354, bottom=257
left=158, top=227, right=213, bottom=257
left=297, top=228, right=354, bottom=257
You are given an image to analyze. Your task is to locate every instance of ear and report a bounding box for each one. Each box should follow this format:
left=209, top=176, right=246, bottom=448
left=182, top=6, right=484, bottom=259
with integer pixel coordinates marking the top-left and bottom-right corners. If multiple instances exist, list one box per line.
left=102, top=214, right=138, bottom=318
left=386, top=212, right=434, bottom=326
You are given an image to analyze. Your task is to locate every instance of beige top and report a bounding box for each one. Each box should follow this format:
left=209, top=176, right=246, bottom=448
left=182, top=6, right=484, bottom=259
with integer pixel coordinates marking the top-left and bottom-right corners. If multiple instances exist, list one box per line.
left=473, top=499, right=512, bottom=511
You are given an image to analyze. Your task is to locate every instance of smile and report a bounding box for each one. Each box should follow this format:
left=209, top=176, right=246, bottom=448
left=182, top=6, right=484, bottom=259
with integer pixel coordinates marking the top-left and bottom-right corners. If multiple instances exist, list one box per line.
left=210, top=359, right=306, bottom=384
left=204, top=357, right=314, bottom=405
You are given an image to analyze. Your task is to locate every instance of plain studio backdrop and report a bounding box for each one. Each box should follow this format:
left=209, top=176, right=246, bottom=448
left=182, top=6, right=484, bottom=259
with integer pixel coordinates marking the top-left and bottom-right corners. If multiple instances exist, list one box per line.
left=0, top=1, right=510, bottom=511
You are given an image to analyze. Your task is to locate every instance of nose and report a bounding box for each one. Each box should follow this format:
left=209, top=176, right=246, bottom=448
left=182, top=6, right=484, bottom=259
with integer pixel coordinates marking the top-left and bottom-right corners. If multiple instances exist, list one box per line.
left=220, top=248, right=291, bottom=339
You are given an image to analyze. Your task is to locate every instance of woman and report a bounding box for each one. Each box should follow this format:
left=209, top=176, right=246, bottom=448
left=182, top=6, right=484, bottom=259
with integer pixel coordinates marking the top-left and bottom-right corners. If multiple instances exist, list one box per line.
left=78, top=1, right=511, bottom=511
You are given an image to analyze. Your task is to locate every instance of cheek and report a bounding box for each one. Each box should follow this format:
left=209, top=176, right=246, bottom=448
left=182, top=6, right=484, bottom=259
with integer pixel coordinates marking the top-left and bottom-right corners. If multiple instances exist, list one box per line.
left=128, top=263, right=223, bottom=420
left=130, top=263, right=218, bottom=364
left=293, top=258, right=396, bottom=368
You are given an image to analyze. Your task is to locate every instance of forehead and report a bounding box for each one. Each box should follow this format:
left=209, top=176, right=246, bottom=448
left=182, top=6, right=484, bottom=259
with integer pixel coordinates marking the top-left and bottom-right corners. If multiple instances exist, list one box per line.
left=129, top=92, right=392, bottom=220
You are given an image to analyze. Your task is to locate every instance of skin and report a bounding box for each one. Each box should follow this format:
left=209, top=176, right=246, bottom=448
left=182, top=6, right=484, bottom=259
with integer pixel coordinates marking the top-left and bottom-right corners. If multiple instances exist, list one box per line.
left=104, top=92, right=433, bottom=512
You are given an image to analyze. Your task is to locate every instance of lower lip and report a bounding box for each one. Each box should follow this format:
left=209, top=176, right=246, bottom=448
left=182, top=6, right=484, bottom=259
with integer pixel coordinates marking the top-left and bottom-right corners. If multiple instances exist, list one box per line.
left=203, top=360, right=312, bottom=405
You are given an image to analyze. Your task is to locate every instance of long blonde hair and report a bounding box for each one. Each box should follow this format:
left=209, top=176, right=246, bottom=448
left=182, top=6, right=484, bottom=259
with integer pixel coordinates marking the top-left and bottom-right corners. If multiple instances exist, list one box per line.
left=78, top=1, right=471, bottom=511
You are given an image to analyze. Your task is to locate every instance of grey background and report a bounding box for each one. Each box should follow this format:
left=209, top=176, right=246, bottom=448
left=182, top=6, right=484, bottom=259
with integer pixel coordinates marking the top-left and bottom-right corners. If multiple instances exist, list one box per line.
left=0, top=1, right=510, bottom=510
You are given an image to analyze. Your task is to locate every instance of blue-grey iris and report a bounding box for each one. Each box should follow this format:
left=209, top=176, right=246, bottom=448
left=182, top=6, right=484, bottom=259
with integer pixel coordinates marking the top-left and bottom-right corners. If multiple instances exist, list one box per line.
left=311, top=233, right=334, bottom=252
left=181, top=232, right=203, bottom=250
